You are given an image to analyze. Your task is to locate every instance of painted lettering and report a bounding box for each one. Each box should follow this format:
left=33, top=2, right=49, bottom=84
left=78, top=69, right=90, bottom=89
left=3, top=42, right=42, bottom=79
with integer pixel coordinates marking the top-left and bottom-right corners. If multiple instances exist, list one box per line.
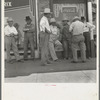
left=5, top=2, right=12, bottom=7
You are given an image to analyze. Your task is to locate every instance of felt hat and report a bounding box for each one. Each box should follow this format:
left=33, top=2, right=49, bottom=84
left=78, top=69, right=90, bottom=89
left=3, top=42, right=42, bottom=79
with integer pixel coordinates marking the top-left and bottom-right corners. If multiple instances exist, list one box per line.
left=25, top=16, right=32, bottom=21
left=73, top=16, right=80, bottom=20
left=44, top=8, right=51, bottom=14
left=50, top=18, right=56, bottom=23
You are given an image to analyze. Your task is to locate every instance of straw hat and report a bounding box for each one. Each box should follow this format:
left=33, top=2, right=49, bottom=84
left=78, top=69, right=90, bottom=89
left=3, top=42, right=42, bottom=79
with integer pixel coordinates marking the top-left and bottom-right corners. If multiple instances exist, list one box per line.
left=62, top=17, right=69, bottom=21
left=50, top=18, right=56, bottom=23
left=44, top=8, right=51, bottom=14
left=73, top=16, right=80, bottom=21
left=7, top=17, right=13, bottom=22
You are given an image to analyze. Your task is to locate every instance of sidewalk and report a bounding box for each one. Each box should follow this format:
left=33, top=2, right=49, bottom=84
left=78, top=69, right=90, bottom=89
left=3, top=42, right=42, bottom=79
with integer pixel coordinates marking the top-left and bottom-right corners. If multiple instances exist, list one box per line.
left=5, top=70, right=96, bottom=83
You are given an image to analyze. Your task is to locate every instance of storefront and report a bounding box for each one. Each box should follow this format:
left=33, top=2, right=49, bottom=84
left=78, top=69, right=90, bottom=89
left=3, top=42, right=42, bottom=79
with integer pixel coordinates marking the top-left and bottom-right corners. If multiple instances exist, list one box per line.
left=5, top=0, right=96, bottom=58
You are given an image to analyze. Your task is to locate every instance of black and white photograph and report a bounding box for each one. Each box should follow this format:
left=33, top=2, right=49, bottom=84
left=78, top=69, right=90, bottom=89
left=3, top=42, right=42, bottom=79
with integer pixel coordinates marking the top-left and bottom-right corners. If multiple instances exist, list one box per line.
left=2, top=0, right=99, bottom=100
left=4, top=0, right=97, bottom=83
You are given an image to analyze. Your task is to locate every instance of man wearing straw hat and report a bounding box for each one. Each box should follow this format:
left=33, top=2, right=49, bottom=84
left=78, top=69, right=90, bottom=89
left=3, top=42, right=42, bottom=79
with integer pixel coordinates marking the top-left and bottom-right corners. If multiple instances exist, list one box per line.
left=49, top=18, right=62, bottom=61
left=69, top=16, right=86, bottom=63
left=4, top=17, right=23, bottom=63
left=62, top=17, right=72, bottom=60
left=39, top=8, right=52, bottom=66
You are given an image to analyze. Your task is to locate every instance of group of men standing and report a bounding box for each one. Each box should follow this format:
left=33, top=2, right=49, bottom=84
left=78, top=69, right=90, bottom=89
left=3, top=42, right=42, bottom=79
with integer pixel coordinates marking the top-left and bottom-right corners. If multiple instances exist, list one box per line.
left=5, top=7, right=95, bottom=65
left=39, top=8, right=95, bottom=65
left=5, top=16, right=35, bottom=63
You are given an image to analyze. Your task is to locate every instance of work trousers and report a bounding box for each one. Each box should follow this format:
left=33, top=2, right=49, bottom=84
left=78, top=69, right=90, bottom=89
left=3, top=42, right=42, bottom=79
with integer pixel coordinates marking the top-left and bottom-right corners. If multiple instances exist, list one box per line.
left=62, top=39, right=72, bottom=59
left=49, top=41, right=58, bottom=61
left=71, top=35, right=86, bottom=62
left=24, top=33, right=35, bottom=59
left=5, top=36, right=20, bottom=61
left=83, top=32, right=91, bottom=58
left=39, top=31, right=50, bottom=64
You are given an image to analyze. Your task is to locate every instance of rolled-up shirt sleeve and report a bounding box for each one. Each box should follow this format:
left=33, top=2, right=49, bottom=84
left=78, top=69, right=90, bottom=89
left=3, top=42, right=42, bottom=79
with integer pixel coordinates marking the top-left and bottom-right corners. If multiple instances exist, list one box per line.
left=40, top=20, right=46, bottom=32
left=87, top=22, right=95, bottom=30
left=4, top=27, right=10, bottom=36
left=13, top=27, right=18, bottom=35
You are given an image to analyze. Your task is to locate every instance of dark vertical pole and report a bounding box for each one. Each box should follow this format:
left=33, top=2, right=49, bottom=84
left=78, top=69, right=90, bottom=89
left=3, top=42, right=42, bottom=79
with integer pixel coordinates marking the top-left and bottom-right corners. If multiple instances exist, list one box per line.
left=0, top=0, right=0, bottom=98
left=49, top=0, right=53, bottom=17
left=85, top=0, right=88, bottom=21
left=34, top=0, right=37, bottom=49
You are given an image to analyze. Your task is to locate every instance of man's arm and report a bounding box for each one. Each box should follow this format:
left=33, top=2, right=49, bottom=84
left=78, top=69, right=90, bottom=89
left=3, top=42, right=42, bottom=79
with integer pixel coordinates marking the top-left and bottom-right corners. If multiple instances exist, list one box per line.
left=13, top=27, right=18, bottom=35
left=28, top=24, right=35, bottom=32
left=69, top=23, right=73, bottom=32
left=4, top=27, right=10, bottom=36
left=23, top=25, right=29, bottom=32
left=87, top=22, right=95, bottom=31
left=45, top=28, right=51, bottom=34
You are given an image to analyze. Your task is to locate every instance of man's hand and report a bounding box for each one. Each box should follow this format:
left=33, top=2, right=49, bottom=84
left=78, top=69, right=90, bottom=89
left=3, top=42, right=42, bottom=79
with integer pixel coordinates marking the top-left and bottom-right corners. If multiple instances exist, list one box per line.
left=45, top=28, right=51, bottom=34
left=10, top=33, right=14, bottom=36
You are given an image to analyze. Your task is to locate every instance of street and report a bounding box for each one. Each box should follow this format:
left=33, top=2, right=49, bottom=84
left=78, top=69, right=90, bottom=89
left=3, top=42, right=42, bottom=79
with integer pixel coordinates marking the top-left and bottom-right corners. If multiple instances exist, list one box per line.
left=5, top=58, right=96, bottom=83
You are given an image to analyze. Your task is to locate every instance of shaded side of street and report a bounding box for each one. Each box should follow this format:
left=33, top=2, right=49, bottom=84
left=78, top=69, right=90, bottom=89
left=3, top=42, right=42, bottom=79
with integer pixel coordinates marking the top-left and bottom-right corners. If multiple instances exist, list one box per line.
left=5, top=58, right=96, bottom=78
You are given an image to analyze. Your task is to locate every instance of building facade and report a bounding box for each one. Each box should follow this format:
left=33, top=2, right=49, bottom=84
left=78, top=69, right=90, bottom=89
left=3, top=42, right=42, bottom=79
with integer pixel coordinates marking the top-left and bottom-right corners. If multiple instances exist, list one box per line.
left=5, top=0, right=96, bottom=58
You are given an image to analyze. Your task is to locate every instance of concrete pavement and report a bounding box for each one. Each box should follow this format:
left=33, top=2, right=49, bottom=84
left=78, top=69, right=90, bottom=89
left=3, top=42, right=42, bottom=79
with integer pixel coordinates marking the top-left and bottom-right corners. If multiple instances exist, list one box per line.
left=5, top=70, right=96, bottom=83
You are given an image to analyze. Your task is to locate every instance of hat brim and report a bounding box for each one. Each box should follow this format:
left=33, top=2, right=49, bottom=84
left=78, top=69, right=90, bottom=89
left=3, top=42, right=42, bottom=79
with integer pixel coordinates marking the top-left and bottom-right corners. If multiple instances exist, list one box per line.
left=44, top=12, right=52, bottom=14
left=62, top=19, right=69, bottom=21
left=50, top=21, right=56, bottom=23
left=25, top=18, right=32, bottom=21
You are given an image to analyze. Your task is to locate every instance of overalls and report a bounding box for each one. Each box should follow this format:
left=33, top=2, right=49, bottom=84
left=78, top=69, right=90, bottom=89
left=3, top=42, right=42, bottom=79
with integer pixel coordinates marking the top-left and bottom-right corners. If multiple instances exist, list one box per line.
left=23, top=24, right=35, bottom=59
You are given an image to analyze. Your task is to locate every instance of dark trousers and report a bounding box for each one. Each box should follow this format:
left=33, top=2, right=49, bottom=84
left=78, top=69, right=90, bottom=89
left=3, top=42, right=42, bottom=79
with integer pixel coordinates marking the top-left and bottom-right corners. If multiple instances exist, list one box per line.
left=71, top=35, right=86, bottom=62
left=83, top=32, right=91, bottom=58
left=24, top=33, right=35, bottom=59
left=62, top=39, right=72, bottom=59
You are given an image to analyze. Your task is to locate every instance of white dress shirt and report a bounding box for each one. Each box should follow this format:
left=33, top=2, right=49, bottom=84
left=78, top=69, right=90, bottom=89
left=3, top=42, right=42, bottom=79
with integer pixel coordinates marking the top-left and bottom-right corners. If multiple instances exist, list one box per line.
left=40, top=16, right=51, bottom=32
left=83, top=22, right=95, bottom=32
left=4, top=25, right=18, bottom=36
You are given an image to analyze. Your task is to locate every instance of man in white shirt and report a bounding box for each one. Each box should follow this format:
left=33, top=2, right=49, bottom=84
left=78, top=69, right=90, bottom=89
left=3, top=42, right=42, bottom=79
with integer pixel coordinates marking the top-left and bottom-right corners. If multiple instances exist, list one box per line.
left=5, top=17, right=22, bottom=63
left=39, top=8, right=52, bottom=66
left=69, top=16, right=86, bottom=63
left=81, top=16, right=95, bottom=59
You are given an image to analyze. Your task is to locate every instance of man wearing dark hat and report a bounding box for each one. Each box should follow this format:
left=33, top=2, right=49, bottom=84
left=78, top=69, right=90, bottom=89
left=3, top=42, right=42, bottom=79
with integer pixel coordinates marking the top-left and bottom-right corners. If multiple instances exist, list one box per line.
left=39, top=8, right=52, bottom=66
left=5, top=17, right=23, bottom=63
left=81, top=16, right=95, bottom=59
left=14, top=23, right=23, bottom=48
left=69, top=16, right=86, bottom=63
left=62, top=17, right=72, bottom=60
left=23, top=16, right=35, bottom=60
